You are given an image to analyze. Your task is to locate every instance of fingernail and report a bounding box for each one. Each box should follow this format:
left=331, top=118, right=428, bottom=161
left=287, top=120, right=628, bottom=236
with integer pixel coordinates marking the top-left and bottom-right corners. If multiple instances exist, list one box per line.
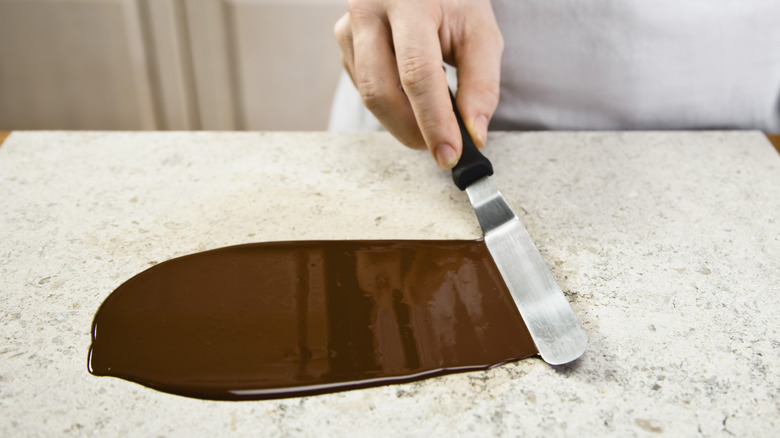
left=435, top=143, right=458, bottom=169
left=474, top=115, right=489, bottom=147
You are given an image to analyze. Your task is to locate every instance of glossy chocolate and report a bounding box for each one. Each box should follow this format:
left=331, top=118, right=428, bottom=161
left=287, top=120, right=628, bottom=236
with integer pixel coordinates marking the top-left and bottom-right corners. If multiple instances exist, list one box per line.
left=88, top=240, right=537, bottom=400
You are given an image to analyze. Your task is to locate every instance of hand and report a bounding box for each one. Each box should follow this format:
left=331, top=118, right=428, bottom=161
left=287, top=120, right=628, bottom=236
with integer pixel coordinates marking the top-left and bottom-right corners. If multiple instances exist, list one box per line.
left=334, top=0, right=503, bottom=169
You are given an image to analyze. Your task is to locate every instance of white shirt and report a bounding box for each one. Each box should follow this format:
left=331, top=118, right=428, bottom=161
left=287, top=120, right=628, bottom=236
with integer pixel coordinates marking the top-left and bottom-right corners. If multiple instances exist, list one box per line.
left=330, top=0, right=780, bottom=133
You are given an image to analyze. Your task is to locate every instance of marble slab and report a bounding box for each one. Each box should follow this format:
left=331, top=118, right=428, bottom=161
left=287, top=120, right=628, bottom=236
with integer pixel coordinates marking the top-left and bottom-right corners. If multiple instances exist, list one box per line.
left=0, top=131, right=778, bottom=436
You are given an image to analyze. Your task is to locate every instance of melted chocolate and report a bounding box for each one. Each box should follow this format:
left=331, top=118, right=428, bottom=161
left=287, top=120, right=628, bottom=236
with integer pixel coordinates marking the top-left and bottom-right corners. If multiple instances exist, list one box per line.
left=88, top=240, right=537, bottom=400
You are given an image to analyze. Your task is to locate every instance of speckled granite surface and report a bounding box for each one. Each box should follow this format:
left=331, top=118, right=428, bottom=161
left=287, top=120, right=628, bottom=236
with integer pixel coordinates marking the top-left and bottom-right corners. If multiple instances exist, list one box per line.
left=0, top=131, right=778, bottom=436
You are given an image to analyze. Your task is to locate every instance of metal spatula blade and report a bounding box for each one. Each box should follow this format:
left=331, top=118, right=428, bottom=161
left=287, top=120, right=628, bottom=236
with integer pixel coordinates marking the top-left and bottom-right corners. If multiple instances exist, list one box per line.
left=449, top=91, right=587, bottom=365
left=466, top=177, right=587, bottom=364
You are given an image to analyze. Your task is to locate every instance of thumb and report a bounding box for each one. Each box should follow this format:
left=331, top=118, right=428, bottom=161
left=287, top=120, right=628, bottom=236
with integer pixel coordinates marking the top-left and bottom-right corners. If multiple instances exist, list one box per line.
left=453, top=12, right=504, bottom=149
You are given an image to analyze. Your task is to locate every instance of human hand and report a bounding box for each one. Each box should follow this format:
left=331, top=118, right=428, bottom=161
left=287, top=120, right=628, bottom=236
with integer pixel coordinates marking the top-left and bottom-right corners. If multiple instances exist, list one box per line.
left=334, top=0, right=503, bottom=169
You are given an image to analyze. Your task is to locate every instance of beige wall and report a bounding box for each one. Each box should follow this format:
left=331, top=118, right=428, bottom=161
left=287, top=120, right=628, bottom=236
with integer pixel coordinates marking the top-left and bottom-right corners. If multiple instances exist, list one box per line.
left=0, top=0, right=346, bottom=131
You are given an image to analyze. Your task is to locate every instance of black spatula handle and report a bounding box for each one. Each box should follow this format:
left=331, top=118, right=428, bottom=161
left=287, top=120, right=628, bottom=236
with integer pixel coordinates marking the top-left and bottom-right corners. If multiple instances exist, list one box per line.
left=449, top=89, right=493, bottom=190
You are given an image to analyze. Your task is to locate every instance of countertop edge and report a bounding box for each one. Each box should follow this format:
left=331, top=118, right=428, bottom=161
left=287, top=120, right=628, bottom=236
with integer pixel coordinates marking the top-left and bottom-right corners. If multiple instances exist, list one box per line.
left=2, top=129, right=777, bottom=153
left=0, top=131, right=10, bottom=147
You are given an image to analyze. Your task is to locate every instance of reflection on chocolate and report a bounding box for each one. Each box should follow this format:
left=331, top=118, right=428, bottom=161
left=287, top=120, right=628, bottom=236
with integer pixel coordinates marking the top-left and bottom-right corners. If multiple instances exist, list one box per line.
left=88, top=240, right=537, bottom=400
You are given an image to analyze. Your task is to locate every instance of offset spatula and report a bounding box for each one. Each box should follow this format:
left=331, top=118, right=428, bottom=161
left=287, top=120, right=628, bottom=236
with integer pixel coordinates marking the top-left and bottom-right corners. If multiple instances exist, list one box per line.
left=449, top=91, right=587, bottom=365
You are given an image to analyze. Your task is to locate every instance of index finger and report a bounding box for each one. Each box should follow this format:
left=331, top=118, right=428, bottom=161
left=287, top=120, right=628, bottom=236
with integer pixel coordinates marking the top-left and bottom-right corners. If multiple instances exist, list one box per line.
left=388, top=5, right=461, bottom=169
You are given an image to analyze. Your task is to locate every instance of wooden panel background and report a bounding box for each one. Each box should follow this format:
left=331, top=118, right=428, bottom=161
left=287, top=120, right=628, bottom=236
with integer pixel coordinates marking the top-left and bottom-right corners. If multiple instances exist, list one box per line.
left=0, top=0, right=156, bottom=130
left=226, top=0, right=346, bottom=130
left=0, top=0, right=345, bottom=131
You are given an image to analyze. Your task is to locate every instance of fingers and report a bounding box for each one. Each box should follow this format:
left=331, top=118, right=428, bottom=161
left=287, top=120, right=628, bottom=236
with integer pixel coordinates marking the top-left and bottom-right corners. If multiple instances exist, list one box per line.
left=349, top=7, right=427, bottom=150
left=334, top=14, right=356, bottom=84
left=453, top=0, right=503, bottom=149
left=388, top=3, right=461, bottom=168
left=334, top=0, right=503, bottom=169
left=336, top=2, right=459, bottom=168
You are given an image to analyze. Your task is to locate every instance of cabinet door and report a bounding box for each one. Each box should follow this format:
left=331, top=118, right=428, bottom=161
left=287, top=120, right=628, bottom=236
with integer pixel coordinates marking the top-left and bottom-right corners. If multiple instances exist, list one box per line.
left=220, top=0, right=346, bottom=130
left=0, top=0, right=158, bottom=130
left=0, top=0, right=347, bottom=131
left=140, top=0, right=199, bottom=130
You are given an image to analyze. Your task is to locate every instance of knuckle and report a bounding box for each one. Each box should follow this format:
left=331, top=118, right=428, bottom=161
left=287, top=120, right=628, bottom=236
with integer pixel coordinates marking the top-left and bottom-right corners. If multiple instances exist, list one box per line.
left=398, top=56, right=438, bottom=92
left=417, top=109, right=449, bottom=133
left=356, top=79, right=386, bottom=111
left=333, top=14, right=349, bottom=41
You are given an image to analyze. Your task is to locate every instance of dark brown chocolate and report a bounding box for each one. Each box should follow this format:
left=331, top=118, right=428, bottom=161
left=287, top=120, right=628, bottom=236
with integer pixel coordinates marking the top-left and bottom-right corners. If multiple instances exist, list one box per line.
left=88, top=240, right=537, bottom=400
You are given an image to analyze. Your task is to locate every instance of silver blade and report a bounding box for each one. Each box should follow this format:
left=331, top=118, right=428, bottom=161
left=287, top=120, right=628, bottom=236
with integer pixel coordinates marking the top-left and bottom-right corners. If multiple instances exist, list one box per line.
left=466, top=177, right=587, bottom=365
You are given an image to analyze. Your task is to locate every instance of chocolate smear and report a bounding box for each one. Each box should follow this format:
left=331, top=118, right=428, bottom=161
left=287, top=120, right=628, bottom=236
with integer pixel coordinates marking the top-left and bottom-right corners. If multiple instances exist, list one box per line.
left=88, top=240, right=537, bottom=400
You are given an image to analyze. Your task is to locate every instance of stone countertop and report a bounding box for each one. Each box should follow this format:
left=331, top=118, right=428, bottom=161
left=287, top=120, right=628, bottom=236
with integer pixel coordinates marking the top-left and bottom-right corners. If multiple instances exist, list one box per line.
left=0, top=131, right=778, bottom=437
